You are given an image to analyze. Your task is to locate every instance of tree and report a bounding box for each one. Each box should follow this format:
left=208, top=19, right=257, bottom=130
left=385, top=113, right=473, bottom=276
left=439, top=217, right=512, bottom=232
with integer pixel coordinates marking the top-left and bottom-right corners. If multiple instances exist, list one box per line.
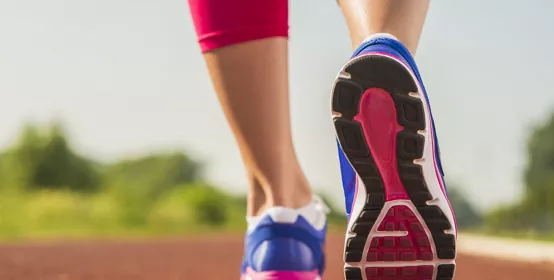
left=103, top=152, right=202, bottom=197
left=524, top=112, right=554, bottom=214
left=0, top=122, right=100, bottom=192
left=445, top=185, right=482, bottom=229
left=101, top=152, right=203, bottom=225
left=483, top=111, right=554, bottom=232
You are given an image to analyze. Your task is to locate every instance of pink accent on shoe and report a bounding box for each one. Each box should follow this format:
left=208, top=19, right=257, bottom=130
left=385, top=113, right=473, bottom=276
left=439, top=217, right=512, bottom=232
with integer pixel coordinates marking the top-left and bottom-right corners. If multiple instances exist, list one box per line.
left=356, top=51, right=449, bottom=198
left=241, top=267, right=319, bottom=280
left=364, top=205, right=436, bottom=279
left=354, top=88, right=409, bottom=201
left=365, top=265, right=434, bottom=280
left=354, top=51, right=458, bottom=230
left=368, top=205, right=433, bottom=262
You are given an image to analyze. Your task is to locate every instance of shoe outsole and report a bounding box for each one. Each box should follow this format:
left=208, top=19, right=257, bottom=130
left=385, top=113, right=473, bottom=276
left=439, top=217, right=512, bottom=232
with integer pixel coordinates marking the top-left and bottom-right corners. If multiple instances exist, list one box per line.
left=332, top=54, right=456, bottom=280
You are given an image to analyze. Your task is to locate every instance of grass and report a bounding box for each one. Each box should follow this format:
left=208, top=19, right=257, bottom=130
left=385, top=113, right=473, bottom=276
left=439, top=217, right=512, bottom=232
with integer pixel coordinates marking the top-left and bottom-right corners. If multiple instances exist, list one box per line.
left=0, top=187, right=246, bottom=242
left=0, top=187, right=350, bottom=243
left=4, top=188, right=551, bottom=244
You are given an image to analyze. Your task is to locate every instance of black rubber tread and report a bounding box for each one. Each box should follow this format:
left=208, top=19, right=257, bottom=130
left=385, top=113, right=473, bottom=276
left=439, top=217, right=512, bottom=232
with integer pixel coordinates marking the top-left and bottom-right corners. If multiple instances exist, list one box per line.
left=333, top=55, right=456, bottom=278
left=437, top=264, right=456, bottom=279
left=345, top=267, right=363, bottom=280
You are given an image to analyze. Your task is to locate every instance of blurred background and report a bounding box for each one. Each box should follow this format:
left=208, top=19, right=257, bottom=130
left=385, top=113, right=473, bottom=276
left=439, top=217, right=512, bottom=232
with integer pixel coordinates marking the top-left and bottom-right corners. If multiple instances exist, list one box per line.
left=1, top=0, right=554, bottom=279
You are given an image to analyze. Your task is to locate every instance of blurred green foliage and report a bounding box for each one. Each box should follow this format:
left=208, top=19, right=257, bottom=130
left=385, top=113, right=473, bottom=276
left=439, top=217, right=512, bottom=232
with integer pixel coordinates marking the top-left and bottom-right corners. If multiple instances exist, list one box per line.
left=0, top=123, right=99, bottom=192
left=483, top=111, right=554, bottom=236
left=0, top=122, right=247, bottom=240
left=6, top=118, right=551, bottom=241
left=0, top=121, right=350, bottom=240
left=445, top=186, right=482, bottom=229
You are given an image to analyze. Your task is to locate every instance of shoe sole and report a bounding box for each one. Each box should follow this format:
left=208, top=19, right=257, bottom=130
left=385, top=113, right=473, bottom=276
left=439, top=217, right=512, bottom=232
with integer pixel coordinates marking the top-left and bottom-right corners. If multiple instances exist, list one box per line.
left=332, top=53, right=457, bottom=280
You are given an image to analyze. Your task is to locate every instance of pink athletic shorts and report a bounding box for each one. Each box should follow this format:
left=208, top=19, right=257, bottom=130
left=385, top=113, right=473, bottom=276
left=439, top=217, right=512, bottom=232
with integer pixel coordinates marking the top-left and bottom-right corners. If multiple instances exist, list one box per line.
left=188, top=0, right=289, bottom=53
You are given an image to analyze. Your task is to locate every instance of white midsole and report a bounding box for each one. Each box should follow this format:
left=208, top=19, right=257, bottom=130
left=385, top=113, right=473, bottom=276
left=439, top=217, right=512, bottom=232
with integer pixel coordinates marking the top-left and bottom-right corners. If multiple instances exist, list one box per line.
left=345, top=200, right=455, bottom=280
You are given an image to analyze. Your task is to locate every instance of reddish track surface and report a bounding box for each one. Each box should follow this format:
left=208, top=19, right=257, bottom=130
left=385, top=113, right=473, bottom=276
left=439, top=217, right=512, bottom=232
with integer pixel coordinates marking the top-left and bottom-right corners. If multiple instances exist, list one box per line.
left=0, top=234, right=552, bottom=280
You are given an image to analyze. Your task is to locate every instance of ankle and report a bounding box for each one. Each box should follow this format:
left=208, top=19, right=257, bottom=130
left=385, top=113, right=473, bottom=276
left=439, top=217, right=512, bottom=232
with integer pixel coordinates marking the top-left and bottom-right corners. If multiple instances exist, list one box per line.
left=248, top=186, right=312, bottom=216
left=246, top=163, right=313, bottom=215
left=266, top=190, right=312, bottom=210
left=263, top=172, right=312, bottom=211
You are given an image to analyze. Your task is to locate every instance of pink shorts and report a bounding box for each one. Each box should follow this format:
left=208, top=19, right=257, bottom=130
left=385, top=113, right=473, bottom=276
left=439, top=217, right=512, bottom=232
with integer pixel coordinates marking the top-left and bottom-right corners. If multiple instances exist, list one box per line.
left=187, top=0, right=289, bottom=53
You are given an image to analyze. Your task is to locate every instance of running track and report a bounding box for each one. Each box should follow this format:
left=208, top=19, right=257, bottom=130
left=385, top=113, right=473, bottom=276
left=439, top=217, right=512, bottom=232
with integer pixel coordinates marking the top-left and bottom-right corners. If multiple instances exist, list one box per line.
left=0, top=234, right=552, bottom=279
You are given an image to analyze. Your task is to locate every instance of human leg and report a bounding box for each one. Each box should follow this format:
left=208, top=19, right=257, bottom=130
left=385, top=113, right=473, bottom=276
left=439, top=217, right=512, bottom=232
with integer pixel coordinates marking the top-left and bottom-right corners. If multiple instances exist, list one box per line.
left=339, top=0, right=429, bottom=53
left=187, top=1, right=327, bottom=279
left=188, top=0, right=311, bottom=216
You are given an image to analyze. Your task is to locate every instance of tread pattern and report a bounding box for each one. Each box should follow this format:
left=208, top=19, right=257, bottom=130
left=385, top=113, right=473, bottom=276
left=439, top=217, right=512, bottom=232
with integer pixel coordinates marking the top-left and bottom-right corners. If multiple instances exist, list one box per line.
left=333, top=55, right=456, bottom=280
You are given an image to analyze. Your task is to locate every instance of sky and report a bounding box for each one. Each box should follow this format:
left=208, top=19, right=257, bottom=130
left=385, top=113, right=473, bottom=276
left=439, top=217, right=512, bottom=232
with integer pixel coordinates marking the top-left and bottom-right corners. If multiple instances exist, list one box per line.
left=1, top=0, right=554, bottom=211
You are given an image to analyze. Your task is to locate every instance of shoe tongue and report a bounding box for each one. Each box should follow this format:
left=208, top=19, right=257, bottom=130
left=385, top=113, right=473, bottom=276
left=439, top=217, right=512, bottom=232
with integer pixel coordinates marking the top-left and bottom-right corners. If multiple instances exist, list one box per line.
left=311, top=195, right=330, bottom=215
left=361, top=33, right=399, bottom=44
left=246, top=196, right=329, bottom=232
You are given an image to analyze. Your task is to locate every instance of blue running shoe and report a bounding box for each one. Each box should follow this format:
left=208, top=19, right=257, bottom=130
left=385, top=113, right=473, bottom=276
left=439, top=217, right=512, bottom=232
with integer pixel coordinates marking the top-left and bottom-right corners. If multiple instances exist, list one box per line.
left=331, top=33, right=458, bottom=280
left=241, top=197, right=328, bottom=280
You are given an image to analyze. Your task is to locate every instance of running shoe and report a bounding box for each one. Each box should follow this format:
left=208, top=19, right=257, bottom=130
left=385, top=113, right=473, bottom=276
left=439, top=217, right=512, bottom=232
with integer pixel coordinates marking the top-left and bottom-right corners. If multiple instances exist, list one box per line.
left=240, top=196, right=329, bottom=280
left=332, top=33, right=457, bottom=280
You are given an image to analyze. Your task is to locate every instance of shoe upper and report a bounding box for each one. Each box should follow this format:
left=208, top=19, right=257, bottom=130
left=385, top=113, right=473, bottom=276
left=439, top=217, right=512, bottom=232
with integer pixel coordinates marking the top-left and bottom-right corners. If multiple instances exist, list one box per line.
left=337, top=34, right=448, bottom=221
left=241, top=197, right=328, bottom=277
